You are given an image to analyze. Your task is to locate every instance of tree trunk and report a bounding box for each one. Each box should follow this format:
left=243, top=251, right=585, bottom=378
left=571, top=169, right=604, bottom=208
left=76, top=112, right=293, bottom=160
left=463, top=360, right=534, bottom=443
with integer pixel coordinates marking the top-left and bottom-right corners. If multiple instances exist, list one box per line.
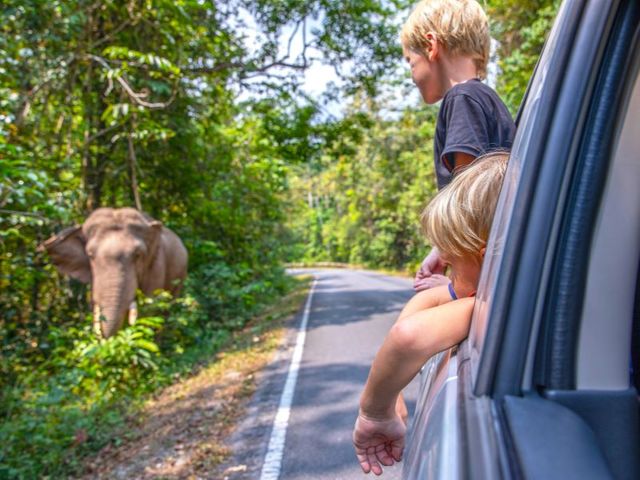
left=128, top=132, right=142, bottom=211
left=82, top=9, right=109, bottom=212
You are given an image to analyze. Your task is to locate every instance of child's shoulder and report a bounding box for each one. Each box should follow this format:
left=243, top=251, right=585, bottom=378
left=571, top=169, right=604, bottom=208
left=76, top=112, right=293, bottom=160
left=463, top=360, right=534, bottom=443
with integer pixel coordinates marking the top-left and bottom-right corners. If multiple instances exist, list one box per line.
left=441, top=79, right=513, bottom=121
left=444, top=79, right=498, bottom=102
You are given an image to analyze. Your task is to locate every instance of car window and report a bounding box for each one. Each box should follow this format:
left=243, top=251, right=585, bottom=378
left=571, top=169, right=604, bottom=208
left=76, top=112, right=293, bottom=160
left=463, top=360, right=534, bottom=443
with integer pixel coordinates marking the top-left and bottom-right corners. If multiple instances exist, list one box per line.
left=467, top=0, right=571, bottom=376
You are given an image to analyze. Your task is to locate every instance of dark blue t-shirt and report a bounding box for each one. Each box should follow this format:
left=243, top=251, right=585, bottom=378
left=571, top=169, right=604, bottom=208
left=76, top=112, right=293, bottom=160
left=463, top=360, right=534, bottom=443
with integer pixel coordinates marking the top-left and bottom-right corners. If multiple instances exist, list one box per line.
left=434, top=79, right=516, bottom=189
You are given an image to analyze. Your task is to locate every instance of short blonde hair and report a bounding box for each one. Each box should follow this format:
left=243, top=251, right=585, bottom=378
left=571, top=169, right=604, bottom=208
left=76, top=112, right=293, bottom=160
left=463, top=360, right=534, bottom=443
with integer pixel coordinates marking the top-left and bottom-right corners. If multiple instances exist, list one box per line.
left=421, top=152, right=508, bottom=258
left=401, top=0, right=490, bottom=79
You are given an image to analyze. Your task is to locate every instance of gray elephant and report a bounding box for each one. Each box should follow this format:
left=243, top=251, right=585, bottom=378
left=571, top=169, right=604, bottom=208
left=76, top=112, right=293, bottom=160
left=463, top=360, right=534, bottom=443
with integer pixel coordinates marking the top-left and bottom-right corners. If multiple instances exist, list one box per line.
left=39, top=208, right=188, bottom=338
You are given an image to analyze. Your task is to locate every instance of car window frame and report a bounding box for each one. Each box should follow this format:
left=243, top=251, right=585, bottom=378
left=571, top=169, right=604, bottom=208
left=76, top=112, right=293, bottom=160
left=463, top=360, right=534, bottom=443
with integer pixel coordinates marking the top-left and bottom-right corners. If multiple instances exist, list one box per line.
left=467, top=0, right=584, bottom=391
left=468, top=0, right=624, bottom=397
left=534, top=4, right=640, bottom=391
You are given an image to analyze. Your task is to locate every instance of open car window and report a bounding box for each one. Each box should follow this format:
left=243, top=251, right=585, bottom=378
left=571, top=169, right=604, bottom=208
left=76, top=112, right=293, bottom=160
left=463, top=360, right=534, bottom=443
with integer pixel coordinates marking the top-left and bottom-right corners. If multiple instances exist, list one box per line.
left=467, top=0, right=573, bottom=379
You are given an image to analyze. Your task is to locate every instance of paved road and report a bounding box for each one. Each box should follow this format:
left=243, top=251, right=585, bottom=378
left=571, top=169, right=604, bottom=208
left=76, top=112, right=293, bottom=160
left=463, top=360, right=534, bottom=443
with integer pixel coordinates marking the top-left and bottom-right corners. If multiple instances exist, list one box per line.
left=220, top=268, right=420, bottom=479
left=274, top=268, right=419, bottom=480
left=224, top=269, right=418, bottom=480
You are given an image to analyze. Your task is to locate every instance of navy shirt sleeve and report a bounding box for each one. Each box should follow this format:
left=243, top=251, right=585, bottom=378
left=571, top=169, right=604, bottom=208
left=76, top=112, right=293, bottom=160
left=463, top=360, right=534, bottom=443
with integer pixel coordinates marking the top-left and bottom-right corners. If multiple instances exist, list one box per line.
left=433, top=79, right=515, bottom=189
left=441, top=93, right=491, bottom=170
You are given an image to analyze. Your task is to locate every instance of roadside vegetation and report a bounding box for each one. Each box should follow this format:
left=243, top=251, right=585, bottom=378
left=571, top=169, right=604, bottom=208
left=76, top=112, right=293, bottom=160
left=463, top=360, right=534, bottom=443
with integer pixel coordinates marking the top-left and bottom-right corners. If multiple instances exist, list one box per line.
left=1, top=0, right=558, bottom=477
left=286, top=0, right=561, bottom=269
left=0, top=273, right=303, bottom=478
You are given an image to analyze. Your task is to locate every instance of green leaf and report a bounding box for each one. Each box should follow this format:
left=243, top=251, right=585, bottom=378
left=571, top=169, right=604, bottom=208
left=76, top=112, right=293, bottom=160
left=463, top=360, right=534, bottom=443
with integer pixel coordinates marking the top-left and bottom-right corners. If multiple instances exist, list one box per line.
left=133, top=339, right=159, bottom=353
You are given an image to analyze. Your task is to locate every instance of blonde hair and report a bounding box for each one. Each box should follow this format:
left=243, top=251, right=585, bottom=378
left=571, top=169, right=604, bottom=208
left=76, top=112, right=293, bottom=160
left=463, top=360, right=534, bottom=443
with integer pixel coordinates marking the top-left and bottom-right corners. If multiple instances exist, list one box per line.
left=401, top=0, right=490, bottom=79
left=421, top=152, right=508, bottom=258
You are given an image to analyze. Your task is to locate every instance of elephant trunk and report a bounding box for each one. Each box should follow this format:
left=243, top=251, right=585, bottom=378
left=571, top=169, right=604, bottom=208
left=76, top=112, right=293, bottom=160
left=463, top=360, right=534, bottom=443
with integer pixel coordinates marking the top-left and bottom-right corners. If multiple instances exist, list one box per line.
left=93, top=304, right=103, bottom=336
left=99, top=303, right=127, bottom=338
left=92, top=271, right=137, bottom=338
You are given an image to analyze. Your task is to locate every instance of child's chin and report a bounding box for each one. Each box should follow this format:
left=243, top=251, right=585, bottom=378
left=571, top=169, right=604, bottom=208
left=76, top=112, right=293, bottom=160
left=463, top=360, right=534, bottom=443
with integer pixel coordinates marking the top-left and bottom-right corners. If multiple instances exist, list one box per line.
left=422, top=93, right=443, bottom=104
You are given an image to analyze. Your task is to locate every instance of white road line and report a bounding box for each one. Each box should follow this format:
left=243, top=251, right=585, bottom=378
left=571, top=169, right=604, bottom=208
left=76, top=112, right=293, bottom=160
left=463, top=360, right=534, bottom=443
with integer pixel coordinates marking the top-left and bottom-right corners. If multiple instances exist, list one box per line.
left=259, top=279, right=318, bottom=480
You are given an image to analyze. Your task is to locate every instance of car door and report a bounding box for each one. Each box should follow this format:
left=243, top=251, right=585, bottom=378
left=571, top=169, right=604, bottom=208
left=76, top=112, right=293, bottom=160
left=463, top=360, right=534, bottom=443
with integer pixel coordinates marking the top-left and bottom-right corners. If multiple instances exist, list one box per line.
left=403, top=1, right=640, bottom=478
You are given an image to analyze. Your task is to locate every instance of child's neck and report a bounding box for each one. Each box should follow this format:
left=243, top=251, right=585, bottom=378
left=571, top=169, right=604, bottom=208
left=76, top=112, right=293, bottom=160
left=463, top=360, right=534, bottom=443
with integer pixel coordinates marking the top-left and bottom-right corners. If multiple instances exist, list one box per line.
left=439, top=55, right=479, bottom=91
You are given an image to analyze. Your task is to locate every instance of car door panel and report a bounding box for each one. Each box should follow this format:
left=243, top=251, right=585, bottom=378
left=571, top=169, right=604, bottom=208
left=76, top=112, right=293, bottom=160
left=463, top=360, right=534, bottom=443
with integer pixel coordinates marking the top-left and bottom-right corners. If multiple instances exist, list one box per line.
left=404, top=350, right=460, bottom=480
left=501, top=395, right=613, bottom=479
left=544, top=390, right=640, bottom=480
left=476, top=0, right=624, bottom=397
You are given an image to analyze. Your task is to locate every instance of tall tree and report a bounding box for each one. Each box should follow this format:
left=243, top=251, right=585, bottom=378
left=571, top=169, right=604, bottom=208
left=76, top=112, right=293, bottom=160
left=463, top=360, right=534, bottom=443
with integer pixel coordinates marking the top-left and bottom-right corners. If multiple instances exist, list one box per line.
left=488, top=0, right=560, bottom=112
left=0, top=0, right=414, bottom=391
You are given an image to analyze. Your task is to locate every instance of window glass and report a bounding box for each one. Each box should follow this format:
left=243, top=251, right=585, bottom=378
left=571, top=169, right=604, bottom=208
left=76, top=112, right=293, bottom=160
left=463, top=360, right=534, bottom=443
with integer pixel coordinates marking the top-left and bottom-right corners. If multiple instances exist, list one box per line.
left=467, top=0, right=570, bottom=376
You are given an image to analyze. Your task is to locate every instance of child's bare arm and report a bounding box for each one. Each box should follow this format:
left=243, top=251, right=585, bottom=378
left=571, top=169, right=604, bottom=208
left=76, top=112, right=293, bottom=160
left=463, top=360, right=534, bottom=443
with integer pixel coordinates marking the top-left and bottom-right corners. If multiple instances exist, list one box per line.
left=354, top=298, right=474, bottom=474
left=360, top=297, right=475, bottom=417
left=397, top=284, right=452, bottom=322
left=450, top=151, right=476, bottom=170
left=395, top=393, right=408, bottom=425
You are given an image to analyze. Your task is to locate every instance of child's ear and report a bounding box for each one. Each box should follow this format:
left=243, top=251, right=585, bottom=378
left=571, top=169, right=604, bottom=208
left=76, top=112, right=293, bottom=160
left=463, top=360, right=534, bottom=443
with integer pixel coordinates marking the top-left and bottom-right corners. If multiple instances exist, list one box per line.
left=480, top=246, right=487, bottom=258
left=425, top=32, right=439, bottom=61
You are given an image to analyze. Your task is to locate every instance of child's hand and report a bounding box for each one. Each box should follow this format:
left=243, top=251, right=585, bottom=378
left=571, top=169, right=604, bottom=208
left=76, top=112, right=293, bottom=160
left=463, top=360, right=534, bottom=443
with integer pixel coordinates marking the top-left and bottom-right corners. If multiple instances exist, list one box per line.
left=414, top=248, right=450, bottom=292
left=353, top=412, right=406, bottom=475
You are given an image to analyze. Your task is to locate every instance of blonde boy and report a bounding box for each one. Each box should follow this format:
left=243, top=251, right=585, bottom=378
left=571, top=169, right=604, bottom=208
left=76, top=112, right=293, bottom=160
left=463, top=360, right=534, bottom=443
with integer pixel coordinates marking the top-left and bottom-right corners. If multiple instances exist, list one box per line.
left=402, top=0, right=516, bottom=291
left=353, top=152, right=509, bottom=476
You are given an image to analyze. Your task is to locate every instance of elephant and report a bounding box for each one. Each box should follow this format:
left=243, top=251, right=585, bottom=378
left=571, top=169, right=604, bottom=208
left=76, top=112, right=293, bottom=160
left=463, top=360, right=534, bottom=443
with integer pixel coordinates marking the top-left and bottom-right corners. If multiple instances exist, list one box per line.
left=39, top=207, right=188, bottom=338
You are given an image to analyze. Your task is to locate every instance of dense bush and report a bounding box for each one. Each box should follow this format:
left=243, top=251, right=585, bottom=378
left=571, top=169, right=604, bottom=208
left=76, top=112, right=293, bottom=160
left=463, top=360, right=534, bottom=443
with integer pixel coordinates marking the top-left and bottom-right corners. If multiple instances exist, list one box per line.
left=0, top=268, right=294, bottom=478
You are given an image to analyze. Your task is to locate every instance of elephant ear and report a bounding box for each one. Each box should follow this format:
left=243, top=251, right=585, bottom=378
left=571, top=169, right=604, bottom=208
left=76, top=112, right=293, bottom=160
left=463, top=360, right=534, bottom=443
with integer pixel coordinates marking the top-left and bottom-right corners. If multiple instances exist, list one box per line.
left=38, top=226, right=91, bottom=283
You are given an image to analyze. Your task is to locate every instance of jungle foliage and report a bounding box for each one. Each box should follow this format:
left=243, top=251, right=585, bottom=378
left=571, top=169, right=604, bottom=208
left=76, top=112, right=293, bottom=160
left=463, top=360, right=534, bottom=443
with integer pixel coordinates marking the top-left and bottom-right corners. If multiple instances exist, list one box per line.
left=286, top=0, right=560, bottom=269
left=1, top=0, right=558, bottom=477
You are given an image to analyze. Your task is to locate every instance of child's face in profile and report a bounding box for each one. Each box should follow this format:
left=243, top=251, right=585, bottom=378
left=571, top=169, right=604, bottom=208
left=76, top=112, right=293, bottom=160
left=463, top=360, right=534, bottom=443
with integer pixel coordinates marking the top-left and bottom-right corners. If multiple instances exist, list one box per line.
left=440, top=251, right=483, bottom=298
left=403, top=47, right=444, bottom=104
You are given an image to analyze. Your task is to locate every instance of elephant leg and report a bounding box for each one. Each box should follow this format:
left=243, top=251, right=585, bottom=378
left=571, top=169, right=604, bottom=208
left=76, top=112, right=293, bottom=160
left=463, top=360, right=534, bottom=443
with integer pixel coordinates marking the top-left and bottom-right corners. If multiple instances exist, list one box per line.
left=128, top=301, right=138, bottom=326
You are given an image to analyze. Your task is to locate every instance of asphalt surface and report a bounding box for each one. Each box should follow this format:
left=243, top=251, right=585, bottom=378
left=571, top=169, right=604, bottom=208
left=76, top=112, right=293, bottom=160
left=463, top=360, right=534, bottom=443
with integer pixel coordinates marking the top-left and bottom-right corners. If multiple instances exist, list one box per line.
left=219, top=268, right=420, bottom=480
left=277, top=268, right=419, bottom=480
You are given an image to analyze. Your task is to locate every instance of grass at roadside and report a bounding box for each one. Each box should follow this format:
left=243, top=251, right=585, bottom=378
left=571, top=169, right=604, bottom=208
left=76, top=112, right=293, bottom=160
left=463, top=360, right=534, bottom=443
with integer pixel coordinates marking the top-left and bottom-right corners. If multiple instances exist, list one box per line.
left=78, top=277, right=310, bottom=479
left=78, top=274, right=313, bottom=478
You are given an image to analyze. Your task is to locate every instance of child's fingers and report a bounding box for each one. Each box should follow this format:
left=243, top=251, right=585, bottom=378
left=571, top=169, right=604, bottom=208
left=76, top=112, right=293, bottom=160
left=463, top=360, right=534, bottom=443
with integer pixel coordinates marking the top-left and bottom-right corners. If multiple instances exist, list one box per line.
left=356, top=446, right=384, bottom=475
left=358, top=455, right=371, bottom=473
left=356, top=451, right=372, bottom=474
left=375, top=444, right=396, bottom=466
left=367, top=446, right=384, bottom=475
left=388, top=442, right=404, bottom=462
